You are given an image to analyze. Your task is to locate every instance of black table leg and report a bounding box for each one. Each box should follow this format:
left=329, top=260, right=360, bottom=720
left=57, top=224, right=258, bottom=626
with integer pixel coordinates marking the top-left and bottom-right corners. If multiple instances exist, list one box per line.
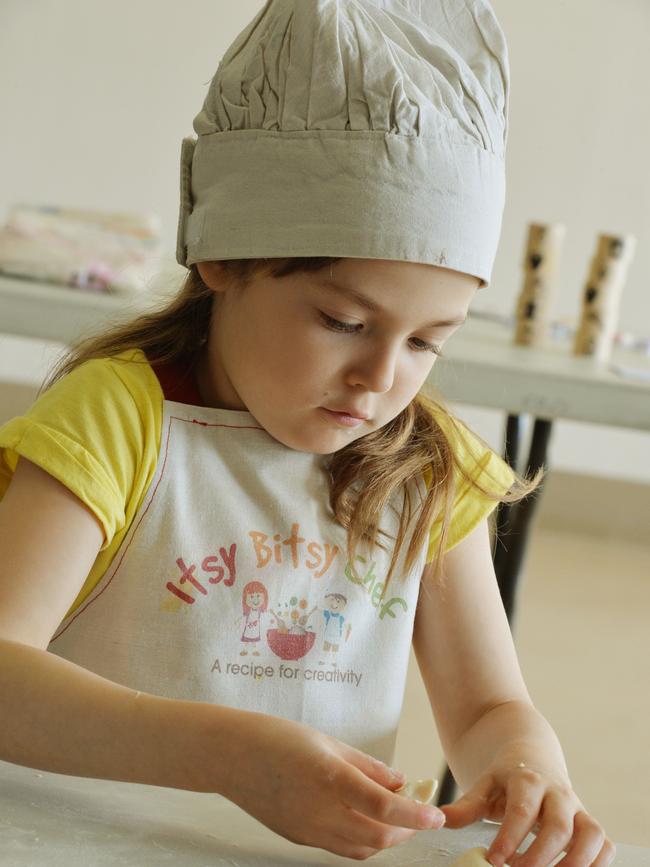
left=435, top=414, right=554, bottom=807
left=493, top=414, right=524, bottom=571
left=494, top=417, right=553, bottom=621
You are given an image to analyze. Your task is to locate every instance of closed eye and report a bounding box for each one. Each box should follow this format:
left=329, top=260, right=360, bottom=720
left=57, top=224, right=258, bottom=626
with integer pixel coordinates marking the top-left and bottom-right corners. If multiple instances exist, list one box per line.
left=318, top=312, right=443, bottom=356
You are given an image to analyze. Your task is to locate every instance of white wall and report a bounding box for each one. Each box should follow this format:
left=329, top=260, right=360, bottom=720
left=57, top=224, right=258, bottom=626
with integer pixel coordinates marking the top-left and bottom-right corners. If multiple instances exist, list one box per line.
left=1, top=0, right=649, bottom=481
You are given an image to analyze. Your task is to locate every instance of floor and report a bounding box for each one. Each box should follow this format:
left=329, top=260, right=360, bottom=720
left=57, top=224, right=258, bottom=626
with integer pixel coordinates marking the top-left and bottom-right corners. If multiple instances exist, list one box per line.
left=395, top=526, right=650, bottom=849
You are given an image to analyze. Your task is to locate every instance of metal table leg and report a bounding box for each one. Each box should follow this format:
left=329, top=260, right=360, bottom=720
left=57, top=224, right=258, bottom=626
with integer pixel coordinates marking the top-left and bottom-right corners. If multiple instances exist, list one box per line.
left=435, top=414, right=554, bottom=807
left=494, top=417, right=553, bottom=621
left=493, top=414, right=524, bottom=573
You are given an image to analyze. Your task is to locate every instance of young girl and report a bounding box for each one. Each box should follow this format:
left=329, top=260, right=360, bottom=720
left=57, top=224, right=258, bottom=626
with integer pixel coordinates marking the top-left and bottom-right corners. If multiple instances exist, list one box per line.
left=0, top=1, right=614, bottom=864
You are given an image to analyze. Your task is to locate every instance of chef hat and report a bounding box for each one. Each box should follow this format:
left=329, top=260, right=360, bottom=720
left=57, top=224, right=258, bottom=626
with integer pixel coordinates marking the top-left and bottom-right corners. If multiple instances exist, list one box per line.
left=176, top=0, right=509, bottom=287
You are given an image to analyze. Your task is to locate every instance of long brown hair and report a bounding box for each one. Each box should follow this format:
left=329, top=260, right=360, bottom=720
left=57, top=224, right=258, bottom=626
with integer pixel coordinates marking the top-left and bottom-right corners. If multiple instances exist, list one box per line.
left=43, top=258, right=541, bottom=588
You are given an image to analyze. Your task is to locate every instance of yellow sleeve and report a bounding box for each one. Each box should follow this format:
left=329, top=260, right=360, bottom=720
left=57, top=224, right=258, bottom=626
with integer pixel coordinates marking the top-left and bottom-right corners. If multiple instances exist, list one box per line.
left=0, top=348, right=163, bottom=618
left=423, top=413, right=515, bottom=562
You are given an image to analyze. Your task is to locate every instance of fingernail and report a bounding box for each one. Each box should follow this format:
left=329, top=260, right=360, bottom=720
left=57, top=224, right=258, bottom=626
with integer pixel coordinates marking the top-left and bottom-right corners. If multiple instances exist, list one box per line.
left=420, top=808, right=445, bottom=830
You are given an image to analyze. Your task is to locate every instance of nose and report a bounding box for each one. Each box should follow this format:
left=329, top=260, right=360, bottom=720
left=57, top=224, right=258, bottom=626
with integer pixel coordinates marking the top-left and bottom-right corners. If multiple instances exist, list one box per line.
left=346, top=340, right=400, bottom=394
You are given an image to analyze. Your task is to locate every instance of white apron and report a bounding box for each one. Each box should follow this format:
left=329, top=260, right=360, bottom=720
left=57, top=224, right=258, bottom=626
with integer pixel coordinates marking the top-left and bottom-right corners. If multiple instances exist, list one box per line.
left=49, top=399, right=429, bottom=764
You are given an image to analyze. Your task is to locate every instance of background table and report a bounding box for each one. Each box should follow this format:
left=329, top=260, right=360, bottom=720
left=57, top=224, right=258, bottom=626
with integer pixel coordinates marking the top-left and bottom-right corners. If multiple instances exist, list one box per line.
left=435, top=313, right=650, bottom=615
left=0, top=759, right=647, bottom=866
left=2, top=274, right=648, bottom=429
left=437, top=313, right=650, bottom=604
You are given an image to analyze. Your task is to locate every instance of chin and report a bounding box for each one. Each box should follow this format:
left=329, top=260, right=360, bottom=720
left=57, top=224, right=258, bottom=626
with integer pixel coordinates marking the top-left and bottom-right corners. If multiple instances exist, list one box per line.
left=269, top=426, right=353, bottom=456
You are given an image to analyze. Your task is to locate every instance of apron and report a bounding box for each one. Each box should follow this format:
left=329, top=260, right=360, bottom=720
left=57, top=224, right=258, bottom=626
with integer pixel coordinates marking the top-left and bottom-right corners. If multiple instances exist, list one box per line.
left=49, top=394, right=429, bottom=764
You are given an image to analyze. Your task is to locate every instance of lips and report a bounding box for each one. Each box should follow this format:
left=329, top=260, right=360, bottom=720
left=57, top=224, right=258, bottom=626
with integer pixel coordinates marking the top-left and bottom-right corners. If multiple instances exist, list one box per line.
left=326, top=407, right=370, bottom=420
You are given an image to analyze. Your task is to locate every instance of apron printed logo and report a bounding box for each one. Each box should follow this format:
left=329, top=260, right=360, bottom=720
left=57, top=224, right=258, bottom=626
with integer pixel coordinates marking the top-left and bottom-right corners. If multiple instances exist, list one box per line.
left=211, top=590, right=362, bottom=684
left=162, top=524, right=408, bottom=628
left=268, top=595, right=318, bottom=661
left=165, top=545, right=237, bottom=604
left=344, top=555, right=408, bottom=621
left=319, top=593, right=352, bottom=668
left=265, top=591, right=354, bottom=664
left=163, top=523, right=339, bottom=606
left=209, top=656, right=363, bottom=688
left=236, top=581, right=268, bottom=656
left=249, top=522, right=339, bottom=578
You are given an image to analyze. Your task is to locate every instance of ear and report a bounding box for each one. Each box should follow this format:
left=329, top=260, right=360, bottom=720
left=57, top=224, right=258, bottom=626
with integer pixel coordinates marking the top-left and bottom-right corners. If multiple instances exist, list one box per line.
left=196, top=261, right=226, bottom=292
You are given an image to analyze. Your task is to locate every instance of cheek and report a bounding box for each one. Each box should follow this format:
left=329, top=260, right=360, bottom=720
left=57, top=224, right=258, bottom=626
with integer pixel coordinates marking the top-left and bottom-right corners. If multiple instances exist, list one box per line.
left=412, top=358, right=437, bottom=390
left=384, top=358, right=435, bottom=414
left=263, top=316, right=331, bottom=375
left=230, top=310, right=326, bottom=395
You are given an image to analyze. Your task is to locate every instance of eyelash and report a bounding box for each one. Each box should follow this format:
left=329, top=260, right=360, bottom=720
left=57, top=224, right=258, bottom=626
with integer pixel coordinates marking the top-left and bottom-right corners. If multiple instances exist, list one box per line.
left=318, top=312, right=443, bottom=356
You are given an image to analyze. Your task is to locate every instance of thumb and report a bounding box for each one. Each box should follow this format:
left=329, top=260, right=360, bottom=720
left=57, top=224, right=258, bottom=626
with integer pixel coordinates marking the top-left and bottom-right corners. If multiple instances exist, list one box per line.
left=440, top=776, right=495, bottom=828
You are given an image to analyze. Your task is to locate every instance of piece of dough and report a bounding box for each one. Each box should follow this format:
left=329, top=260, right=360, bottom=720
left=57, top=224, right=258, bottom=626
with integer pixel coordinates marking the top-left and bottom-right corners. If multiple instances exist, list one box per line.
left=395, top=777, right=438, bottom=804
left=451, top=847, right=507, bottom=867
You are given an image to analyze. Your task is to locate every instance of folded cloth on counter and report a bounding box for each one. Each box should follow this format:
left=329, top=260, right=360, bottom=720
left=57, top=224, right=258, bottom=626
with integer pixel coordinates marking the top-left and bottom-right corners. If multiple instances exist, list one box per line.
left=0, top=204, right=162, bottom=295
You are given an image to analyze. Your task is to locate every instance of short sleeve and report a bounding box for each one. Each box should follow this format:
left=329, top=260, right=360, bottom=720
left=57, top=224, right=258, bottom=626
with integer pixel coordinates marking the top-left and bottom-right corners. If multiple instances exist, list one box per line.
left=0, top=349, right=162, bottom=552
left=423, top=413, right=515, bottom=561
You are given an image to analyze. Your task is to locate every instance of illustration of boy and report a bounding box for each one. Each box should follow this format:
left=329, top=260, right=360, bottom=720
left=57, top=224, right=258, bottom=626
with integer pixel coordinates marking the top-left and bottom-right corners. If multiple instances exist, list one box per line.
left=319, top=593, right=350, bottom=668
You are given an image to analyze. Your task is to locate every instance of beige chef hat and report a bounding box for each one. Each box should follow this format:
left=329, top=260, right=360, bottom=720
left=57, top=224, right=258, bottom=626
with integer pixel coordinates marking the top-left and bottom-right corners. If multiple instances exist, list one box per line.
left=176, top=0, right=509, bottom=288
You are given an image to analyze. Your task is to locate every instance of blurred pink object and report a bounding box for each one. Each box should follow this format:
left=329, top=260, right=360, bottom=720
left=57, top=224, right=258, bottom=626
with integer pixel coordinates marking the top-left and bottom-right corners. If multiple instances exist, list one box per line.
left=70, top=261, right=121, bottom=293
left=0, top=204, right=162, bottom=295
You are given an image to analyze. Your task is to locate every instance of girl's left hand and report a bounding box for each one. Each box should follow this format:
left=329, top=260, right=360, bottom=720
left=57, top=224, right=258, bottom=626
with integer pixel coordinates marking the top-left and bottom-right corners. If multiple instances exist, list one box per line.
left=440, top=763, right=616, bottom=867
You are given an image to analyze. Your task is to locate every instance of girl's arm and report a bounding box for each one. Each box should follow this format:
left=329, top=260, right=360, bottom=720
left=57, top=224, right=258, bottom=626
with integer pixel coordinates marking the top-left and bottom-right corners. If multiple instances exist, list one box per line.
left=0, top=457, right=235, bottom=791
left=412, top=518, right=615, bottom=867
left=0, top=458, right=441, bottom=860
left=0, top=636, right=244, bottom=791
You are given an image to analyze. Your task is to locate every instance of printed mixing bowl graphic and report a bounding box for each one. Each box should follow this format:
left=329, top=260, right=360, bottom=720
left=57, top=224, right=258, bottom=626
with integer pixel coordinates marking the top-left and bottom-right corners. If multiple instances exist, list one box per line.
left=266, top=626, right=316, bottom=660
left=267, top=600, right=319, bottom=660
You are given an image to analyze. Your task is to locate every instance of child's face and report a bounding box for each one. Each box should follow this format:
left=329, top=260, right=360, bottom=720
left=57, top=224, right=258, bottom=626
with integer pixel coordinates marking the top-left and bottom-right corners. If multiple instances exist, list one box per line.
left=246, top=592, right=264, bottom=609
left=195, top=258, right=478, bottom=454
left=325, top=595, right=346, bottom=611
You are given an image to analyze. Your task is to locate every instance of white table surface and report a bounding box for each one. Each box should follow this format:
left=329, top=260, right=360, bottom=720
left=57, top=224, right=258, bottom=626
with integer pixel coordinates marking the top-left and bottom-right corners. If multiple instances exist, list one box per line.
left=432, top=320, right=650, bottom=431
left=2, top=274, right=649, bottom=431
left=0, top=760, right=647, bottom=866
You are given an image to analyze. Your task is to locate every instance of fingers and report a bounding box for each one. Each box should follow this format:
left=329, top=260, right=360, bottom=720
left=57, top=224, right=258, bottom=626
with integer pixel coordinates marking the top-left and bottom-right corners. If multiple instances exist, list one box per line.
left=334, top=808, right=419, bottom=856
left=494, top=796, right=612, bottom=867
left=328, top=831, right=412, bottom=862
left=336, top=743, right=445, bottom=830
left=486, top=769, right=546, bottom=866
left=440, top=775, right=497, bottom=828
left=588, top=837, right=617, bottom=867
left=551, top=811, right=613, bottom=867
left=502, top=793, right=571, bottom=867
left=343, top=764, right=446, bottom=832
left=310, top=752, right=440, bottom=860
left=341, top=744, right=409, bottom=792
left=328, top=834, right=379, bottom=862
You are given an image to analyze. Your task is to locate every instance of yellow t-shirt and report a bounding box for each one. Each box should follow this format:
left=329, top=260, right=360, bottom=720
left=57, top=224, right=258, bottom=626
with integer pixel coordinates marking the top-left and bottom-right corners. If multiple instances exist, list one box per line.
left=0, top=349, right=514, bottom=621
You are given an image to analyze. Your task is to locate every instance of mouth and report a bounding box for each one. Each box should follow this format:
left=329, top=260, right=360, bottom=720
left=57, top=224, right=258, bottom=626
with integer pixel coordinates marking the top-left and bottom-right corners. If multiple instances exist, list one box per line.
left=323, top=407, right=370, bottom=420
left=321, top=407, right=368, bottom=427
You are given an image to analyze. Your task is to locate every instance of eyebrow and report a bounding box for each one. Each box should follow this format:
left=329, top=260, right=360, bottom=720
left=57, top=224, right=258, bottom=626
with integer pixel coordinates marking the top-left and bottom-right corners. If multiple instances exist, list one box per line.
left=318, top=278, right=468, bottom=328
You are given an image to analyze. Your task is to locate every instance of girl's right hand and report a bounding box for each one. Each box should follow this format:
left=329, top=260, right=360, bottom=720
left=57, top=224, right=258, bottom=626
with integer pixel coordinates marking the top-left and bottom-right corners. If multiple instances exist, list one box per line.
left=218, top=711, right=445, bottom=860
